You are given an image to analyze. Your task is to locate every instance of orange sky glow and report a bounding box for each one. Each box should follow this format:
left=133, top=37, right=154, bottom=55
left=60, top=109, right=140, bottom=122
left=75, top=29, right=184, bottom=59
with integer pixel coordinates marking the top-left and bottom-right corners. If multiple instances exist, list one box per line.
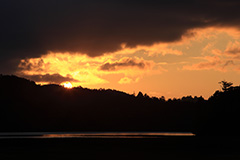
left=17, top=27, right=240, bottom=99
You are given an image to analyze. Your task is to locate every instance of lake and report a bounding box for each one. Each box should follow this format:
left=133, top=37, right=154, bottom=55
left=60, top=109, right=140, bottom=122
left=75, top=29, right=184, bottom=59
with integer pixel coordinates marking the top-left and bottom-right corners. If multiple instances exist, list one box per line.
left=0, top=132, right=195, bottom=139
left=0, top=132, right=240, bottom=160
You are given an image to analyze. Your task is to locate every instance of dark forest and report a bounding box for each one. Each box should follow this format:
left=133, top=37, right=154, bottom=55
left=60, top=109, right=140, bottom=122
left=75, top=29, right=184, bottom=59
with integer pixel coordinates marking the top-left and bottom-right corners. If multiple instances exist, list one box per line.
left=1, top=75, right=240, bottom=136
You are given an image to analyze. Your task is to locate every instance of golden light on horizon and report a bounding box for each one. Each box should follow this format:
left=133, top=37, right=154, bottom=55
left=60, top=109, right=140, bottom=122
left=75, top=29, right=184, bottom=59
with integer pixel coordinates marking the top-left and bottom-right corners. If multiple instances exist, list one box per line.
left=62, top=82, right=73, bottom=89
left=16, top=27, right=240, bottom=99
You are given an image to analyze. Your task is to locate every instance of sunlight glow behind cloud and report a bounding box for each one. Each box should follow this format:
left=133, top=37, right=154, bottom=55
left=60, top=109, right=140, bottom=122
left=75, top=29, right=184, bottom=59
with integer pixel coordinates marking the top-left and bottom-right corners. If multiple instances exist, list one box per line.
left=16, top=27, right=240, bottom=98
left=17, top=52, right=162, bottom=87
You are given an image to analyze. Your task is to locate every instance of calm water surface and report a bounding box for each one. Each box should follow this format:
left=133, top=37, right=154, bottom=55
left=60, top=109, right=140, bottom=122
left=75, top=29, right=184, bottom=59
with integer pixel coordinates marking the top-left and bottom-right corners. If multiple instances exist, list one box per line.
left=0, top=132, right=195, bottom=139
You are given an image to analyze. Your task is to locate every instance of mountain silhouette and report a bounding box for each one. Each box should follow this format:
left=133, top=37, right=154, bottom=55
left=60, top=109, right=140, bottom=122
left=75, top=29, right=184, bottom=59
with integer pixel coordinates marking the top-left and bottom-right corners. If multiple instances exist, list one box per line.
left=0, top=74, right=240, bottom=136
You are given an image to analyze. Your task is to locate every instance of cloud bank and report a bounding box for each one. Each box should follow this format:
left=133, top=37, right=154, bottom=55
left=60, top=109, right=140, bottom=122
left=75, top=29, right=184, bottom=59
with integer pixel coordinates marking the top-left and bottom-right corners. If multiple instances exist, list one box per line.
left=99, top=57, right=152, bottom=71
left=16, top=53, right=160, bottom=86
left=2, top=0, right=240, bottom=73
left=22, top=73, right=79, bottom=84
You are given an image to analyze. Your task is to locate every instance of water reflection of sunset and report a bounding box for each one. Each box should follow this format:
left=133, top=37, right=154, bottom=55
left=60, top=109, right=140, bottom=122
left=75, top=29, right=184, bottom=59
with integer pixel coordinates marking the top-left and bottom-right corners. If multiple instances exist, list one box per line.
left=41, top=132, right=195, bottom=139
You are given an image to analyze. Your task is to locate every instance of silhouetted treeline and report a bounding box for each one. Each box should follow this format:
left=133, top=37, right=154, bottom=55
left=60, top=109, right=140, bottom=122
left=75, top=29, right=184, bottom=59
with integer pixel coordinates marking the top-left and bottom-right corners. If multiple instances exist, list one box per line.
left=194, top=85, right=240, bottom=136
left=0, top=75, right=240, bottom=136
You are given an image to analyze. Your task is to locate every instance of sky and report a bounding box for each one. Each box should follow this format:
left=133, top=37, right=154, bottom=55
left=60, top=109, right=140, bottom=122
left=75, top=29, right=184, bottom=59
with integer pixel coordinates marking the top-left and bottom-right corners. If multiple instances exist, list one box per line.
left=1, top=0, right=240, bottom=99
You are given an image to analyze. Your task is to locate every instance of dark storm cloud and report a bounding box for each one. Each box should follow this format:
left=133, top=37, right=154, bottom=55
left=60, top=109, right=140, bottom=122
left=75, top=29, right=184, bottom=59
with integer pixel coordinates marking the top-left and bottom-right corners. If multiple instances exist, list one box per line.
left=21, top=73, right=79, bottom=84
left=1, top=0, right=240, bottom=73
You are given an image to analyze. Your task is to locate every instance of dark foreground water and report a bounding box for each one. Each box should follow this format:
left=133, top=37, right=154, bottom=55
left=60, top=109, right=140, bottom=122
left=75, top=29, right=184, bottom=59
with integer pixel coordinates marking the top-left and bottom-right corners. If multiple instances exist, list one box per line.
left=0, top=132, right=240, bottom=160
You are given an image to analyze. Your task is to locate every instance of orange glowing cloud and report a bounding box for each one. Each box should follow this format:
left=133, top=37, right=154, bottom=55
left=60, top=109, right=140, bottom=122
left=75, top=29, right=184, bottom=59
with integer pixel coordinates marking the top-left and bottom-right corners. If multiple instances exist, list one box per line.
left=113, top=42, right=183, bottom=56
left=17, top=52, right=163, bottom=87
left=111, top=27, right=240, bottom=61
left=187, top=27, right=240, bottom=41
left=17, top=52, right=111, bottom=86
left=15, top=26, right=240, bottom=99
left=99, top=57, right=153, bottom=71
left=180, top=27, right=240, bottom=72
left=118, top=77, right=140, bottom=84
left=183, top=56, right=235, bottom=72
left=224, top=41, right=240, bottom=56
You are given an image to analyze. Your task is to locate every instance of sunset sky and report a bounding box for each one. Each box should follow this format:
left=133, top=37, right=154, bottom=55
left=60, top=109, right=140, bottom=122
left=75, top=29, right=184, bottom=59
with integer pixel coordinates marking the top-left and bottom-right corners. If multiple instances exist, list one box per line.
left=1, top=0, right=240, bottom=99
